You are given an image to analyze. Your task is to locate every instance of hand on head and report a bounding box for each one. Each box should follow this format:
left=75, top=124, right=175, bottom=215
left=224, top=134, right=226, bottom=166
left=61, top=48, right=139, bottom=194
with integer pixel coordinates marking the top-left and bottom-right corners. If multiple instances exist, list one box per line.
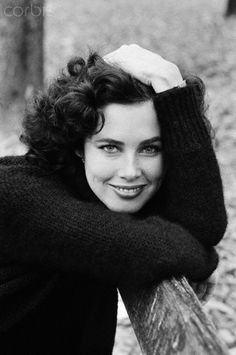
left=103, top=44, right=185, bottom=93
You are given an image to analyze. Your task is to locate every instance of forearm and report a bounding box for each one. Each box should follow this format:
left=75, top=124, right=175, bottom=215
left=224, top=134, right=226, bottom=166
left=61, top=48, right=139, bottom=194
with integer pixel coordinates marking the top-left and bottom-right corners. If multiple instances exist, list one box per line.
left=0, top=163, right=218, bottom=286
left=153, top=80, right=228, bottom=246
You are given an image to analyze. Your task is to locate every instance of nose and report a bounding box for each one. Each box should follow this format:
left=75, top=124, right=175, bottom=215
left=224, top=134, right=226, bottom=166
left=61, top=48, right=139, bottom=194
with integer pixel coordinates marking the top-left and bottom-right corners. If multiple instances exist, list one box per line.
left=118, top=155, right=142, bottom=180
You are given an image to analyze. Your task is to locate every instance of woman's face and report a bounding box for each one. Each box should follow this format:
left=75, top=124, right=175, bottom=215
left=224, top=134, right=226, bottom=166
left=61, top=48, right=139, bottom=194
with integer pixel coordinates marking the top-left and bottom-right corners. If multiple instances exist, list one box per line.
left=82, top=100, right=163, bottom=213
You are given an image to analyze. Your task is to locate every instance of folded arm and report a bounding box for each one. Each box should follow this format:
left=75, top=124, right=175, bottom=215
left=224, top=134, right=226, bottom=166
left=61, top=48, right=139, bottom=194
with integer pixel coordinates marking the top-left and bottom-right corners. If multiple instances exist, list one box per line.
left=0, top=160, right=218, bottom=287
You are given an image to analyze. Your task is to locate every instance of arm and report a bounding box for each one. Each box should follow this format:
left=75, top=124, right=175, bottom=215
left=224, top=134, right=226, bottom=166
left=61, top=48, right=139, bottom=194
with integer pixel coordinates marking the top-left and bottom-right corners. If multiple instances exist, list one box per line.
left=153, top=81, right=228, bottom=246
left=104, top=44, right=227, bottom=247
left=0, top=160, right=218, bottom=286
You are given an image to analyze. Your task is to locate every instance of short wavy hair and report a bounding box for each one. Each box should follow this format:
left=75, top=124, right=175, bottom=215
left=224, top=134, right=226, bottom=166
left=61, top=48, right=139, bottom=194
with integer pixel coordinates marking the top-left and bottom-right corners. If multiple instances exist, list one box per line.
left=20, top=52, right=213, bottom=190
left=21, top=53, right=155, bottom=169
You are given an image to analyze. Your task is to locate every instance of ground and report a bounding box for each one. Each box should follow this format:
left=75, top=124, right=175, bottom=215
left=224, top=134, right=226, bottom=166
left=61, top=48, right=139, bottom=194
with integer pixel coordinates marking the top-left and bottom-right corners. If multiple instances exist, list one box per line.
left=0, top=0, right=236, bottom=353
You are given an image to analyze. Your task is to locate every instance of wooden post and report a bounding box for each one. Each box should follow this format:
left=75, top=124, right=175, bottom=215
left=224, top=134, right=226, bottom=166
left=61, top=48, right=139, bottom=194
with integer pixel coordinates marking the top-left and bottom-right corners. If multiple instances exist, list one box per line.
left=120, top=277, right=229, bottom=355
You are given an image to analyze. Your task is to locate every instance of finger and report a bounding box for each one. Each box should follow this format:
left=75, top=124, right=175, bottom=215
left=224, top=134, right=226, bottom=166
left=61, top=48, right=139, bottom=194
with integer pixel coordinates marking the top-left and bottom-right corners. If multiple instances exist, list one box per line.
left=103, top=50, right=120, bottom=62
left=103, top=52, right=117, bottom=62
left=103, top=54, right=125, bottom=69
left=103, top=45, right=128, bottom=61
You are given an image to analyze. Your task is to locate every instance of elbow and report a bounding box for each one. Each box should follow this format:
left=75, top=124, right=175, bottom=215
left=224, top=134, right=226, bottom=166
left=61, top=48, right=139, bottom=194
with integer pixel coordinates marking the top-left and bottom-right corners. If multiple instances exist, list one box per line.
left=202, top=208, right=228, bottom=247
left=212, top=211, right=228, bottom=246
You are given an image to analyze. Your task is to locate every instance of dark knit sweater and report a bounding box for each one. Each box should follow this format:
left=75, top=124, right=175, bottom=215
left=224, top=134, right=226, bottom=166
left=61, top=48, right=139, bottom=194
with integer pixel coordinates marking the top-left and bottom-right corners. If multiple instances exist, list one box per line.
left=0, top=83, right=227, bottom=354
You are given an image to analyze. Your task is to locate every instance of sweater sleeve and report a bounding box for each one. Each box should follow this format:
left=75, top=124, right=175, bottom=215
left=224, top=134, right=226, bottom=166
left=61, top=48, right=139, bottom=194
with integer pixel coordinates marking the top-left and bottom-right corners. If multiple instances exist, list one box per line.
left=152, top=80, right=228, bottom=247
left=0, top=162, right=218, bottom=286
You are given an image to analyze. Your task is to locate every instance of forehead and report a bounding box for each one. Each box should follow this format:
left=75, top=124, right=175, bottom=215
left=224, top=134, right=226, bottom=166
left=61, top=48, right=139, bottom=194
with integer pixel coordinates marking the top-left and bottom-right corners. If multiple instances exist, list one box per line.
left=95, top=101, right=160, bottom=140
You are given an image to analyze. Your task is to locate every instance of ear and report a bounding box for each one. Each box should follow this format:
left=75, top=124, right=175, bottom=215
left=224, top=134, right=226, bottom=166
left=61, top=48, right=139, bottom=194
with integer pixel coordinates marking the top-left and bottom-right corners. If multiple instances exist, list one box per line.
left=75, top=149, right=85, bottom=163
left=74, top=149, right=82, bottom=158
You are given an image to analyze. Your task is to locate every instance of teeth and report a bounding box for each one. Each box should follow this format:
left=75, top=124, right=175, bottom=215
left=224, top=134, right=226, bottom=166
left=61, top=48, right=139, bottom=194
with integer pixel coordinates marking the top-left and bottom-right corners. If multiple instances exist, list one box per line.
left=115, top=187, right=142, bottom=193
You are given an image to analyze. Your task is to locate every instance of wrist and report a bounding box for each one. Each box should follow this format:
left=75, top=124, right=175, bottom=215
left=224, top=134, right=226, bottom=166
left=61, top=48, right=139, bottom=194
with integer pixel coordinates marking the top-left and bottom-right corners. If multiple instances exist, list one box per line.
left=152, top=79, right=186, bottom=93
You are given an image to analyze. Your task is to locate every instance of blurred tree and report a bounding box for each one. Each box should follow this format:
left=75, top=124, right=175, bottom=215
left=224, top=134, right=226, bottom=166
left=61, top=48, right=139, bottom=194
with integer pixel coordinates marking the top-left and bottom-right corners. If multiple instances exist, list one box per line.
left=225, top=0, right=236, bottom=16
left=0, top=0, right=44, bottom=128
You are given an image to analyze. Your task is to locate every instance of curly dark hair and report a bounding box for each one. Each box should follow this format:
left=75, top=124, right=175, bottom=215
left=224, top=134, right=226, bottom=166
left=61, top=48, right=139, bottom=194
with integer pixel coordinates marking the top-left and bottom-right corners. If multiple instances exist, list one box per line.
left=20, top=52, right=213, bottom=191
left=21, top=53, right=156, bottom=169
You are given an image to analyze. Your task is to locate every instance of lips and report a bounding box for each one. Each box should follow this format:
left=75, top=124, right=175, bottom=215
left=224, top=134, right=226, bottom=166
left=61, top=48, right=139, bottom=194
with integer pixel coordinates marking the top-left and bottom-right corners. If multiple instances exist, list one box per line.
left=109, top=184, right=146, bottom=199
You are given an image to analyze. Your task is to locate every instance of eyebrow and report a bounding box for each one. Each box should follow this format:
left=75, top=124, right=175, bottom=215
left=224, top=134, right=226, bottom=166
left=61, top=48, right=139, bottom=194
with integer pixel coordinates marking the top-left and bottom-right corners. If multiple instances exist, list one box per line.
left=95, top=136, right=162, bottom=145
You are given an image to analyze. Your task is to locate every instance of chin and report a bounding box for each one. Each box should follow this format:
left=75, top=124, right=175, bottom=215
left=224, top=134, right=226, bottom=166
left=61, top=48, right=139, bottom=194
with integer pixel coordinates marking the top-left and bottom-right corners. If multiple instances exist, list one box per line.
left=105, top=202, right=144, bottom=214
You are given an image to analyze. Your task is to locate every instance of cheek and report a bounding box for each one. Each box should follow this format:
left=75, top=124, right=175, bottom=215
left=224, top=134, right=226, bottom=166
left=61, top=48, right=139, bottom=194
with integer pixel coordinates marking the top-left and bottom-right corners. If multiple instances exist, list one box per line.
left=145, top=156, right=164, bottom=182
left=85, top=157, right=115, bottom=184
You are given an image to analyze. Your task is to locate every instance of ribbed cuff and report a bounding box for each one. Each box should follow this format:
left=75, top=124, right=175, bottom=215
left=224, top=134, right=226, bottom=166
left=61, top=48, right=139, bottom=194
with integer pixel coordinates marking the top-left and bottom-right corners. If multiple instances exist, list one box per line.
left=153, top=82, right=212, bottom=153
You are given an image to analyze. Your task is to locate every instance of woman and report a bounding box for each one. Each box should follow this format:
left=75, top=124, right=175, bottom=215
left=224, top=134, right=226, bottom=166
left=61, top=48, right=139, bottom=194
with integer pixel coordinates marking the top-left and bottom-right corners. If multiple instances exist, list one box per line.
left=0, top=45, right=227, bottom=354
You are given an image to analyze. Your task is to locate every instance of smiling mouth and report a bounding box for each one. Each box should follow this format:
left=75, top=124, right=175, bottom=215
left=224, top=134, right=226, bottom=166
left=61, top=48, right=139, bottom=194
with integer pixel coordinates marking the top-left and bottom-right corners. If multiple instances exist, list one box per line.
left=109, top=184, right=146, bottom=198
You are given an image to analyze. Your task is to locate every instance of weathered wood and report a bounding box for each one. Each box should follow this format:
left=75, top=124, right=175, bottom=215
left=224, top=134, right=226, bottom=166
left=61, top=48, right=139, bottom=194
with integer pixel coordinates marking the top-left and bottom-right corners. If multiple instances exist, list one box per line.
left=120, top=277, right=229, bottom=355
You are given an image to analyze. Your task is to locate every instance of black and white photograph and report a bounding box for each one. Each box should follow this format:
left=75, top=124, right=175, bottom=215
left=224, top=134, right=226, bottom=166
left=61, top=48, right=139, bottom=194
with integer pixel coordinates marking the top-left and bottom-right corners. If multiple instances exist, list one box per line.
left=0, top=1, right=235, bottom=354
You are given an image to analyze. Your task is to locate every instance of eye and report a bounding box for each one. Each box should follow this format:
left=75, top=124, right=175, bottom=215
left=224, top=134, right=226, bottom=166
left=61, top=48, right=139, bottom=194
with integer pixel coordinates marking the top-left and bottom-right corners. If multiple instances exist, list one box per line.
left=100, top=145, right=119, bottom=153
left=141, top=145, right=161, bottom=155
